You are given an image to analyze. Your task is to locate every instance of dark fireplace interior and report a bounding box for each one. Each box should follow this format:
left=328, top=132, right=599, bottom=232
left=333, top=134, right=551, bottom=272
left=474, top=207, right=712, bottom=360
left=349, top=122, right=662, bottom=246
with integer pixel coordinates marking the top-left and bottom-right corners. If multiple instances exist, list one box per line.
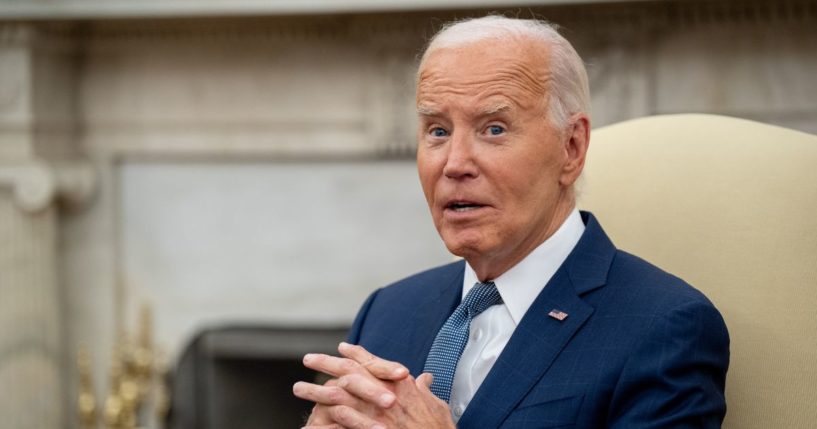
left=167, top=325, right=349, bottom=429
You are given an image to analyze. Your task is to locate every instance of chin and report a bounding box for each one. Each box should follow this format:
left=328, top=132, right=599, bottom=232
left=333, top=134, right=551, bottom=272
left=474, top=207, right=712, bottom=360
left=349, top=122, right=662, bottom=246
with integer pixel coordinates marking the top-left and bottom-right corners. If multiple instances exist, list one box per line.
left=440, top=231, right=486, bottom=260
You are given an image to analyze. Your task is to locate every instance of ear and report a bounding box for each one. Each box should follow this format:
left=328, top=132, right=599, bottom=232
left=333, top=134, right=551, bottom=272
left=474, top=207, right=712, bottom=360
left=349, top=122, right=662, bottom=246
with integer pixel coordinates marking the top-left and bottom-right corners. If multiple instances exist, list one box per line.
left=560, top=114, right=590, bottom=187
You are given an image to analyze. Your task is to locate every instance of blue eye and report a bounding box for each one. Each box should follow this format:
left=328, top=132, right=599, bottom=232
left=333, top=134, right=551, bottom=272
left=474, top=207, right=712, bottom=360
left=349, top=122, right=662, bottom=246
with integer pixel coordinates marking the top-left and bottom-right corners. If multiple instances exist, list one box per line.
left=488, top=125, right=505, bottom=135
left=431, top=127, right=448, bottom=137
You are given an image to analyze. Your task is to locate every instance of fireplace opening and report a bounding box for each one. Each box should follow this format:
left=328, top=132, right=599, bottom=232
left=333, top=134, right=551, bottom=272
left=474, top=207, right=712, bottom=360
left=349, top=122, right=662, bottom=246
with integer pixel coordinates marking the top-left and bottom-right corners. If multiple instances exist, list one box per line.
left=167, top=325, right=348, bottom=428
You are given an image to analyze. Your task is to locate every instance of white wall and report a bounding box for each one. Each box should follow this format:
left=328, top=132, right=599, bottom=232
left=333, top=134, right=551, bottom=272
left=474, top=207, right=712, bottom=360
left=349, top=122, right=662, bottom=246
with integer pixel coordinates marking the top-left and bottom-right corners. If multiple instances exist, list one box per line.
left=120, top=161, right=450, bottom=357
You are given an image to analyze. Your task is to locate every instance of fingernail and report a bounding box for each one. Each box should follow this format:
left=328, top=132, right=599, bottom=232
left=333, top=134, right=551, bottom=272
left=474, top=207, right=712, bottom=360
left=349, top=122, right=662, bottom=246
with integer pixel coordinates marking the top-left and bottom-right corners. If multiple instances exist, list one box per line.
left=339, top=341, right=351, bottom=350
left=303, top=354, right=315, bottom=363
left=379, top=392, right=395, bottom=407
left=393, top=367, right=408, bottom=377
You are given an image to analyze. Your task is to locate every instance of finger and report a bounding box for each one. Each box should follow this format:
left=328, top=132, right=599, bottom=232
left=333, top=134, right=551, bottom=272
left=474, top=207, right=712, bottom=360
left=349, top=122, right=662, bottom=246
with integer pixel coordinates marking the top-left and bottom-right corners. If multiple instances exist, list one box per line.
left=416, top=372, right=434, bottom=389
left=338, top=342, right=409, bottom=380
left=415, top=373, right=449, bottom=409
left=303, top=353, right=359, bottom=378
left=293, top=381, right=359, bottom=407
left=305, top=404, right=335, bottom=426
left=328, top=405, right=386, bottom=429
left=337, top=373, right=396, bottom=408
left=302, top=426, right=344, bottom=429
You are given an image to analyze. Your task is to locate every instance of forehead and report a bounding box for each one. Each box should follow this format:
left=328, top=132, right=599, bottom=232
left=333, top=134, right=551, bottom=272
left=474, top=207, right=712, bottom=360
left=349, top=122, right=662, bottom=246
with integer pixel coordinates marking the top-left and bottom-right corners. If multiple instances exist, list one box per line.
left=416, top=37, right=550, bottom=112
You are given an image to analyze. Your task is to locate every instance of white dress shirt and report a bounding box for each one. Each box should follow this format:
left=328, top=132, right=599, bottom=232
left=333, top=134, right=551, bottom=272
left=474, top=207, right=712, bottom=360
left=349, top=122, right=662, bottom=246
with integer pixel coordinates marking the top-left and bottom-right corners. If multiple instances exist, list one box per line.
left=448, top=208, right=586, bottom=422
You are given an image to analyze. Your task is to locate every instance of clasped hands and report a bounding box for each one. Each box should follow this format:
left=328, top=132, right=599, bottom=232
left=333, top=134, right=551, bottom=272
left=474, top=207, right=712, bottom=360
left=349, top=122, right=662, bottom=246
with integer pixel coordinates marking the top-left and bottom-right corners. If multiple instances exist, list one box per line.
left=293, top=342, right=456, bottom=429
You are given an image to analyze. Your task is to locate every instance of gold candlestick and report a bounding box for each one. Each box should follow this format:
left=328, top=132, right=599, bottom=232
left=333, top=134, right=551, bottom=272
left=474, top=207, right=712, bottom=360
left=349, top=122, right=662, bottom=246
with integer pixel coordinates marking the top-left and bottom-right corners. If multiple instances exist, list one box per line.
left=135, top=304, right=155, bottom=400
left=77, top=346, right=98, bottom=429
left=80, top=301, right=167, bottom=429
left=104, top=346, right=125, bottom=429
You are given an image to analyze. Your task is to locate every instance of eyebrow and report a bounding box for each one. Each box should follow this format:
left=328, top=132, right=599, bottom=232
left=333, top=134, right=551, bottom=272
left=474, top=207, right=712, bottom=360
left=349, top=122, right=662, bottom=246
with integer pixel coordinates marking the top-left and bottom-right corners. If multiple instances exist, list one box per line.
left=416, top=103, right=512, bottom=117
left=478, top=103, right=511, bottom=117
left=416, top=105, right=439, bottom=117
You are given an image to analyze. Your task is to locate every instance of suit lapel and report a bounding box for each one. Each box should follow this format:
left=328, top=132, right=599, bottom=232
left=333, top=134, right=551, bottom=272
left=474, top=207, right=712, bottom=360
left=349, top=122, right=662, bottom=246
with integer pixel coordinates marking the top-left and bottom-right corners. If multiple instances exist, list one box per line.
left=458, top=268, right=594, bottom=428
left=403, top=261, right=464, bottom=376
left=458, top=212, right=615, bottom=427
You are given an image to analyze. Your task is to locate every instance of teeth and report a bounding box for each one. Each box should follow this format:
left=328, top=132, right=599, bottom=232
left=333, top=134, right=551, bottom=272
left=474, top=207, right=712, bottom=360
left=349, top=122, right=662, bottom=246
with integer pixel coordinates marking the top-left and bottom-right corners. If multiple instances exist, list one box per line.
left=450, top=203, right=481, bottom=212
left=453, top=206, right=479, bottom=212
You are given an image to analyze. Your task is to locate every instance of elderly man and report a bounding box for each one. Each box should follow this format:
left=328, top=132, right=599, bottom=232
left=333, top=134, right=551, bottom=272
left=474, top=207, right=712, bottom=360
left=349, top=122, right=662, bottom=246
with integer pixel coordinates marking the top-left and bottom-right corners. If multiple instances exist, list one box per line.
left=294, top=16, right=728, bottom=428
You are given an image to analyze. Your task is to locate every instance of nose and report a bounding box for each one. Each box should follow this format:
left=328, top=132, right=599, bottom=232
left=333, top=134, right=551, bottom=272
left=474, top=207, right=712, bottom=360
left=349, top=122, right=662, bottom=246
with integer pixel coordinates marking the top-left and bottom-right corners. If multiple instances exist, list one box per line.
left=442, top=131, right=478, bottom=180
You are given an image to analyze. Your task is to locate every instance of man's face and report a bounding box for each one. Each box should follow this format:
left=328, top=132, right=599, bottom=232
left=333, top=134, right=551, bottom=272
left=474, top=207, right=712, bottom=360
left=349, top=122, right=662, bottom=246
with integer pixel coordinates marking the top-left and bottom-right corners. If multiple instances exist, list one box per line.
left=416, top=37, right=580, bottom=278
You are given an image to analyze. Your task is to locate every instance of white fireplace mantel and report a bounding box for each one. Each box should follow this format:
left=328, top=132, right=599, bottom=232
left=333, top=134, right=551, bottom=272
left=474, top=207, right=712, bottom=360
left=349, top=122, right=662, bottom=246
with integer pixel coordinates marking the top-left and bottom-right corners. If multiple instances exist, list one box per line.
left=0, top=0, right=649, bottom=20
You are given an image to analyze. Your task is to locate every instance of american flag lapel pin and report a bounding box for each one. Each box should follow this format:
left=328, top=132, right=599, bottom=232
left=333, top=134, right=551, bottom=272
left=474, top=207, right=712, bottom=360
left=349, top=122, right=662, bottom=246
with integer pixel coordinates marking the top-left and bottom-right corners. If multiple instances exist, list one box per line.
left=548, top=309, right=568, bottom=321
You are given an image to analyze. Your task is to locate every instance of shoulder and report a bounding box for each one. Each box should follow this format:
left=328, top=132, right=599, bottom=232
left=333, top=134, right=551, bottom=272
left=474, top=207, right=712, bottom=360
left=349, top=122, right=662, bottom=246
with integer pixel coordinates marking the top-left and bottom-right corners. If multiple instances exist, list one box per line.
left=347, top=259, right=463, bottom=347
left=573, top=212, right=717, bottom=315
left=585, top=248, right=729, bottom=354
left=372, top=259, right=464, bottom=305
left=607, top=249, right=718, bottom=313
left=387, top=259, right=464, bottom=287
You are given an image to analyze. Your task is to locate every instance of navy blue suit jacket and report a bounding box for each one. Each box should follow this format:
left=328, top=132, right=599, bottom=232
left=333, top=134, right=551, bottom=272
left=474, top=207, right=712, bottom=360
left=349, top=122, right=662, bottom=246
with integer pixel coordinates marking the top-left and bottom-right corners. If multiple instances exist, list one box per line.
left=348, top=212, right=729, bottom=428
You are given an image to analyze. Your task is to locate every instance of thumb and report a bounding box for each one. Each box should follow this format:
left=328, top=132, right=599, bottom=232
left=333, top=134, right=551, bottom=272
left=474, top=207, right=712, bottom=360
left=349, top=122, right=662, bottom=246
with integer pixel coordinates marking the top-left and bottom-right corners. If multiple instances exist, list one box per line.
left=416, top=372, right=434, bottom=390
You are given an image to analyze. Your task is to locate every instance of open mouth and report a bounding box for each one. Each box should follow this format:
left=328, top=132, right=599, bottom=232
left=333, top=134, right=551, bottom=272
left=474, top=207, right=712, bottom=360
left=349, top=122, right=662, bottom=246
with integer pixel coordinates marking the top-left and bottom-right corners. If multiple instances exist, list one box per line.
left=446, top=201, right=486, bottom=212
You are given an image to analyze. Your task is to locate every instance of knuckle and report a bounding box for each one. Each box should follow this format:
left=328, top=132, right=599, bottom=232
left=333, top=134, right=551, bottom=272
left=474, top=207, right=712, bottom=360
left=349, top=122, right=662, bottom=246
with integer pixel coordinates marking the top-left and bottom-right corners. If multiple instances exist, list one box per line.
left=337, top=374, right=350, bottom=388
left=307, top=405, right=327, bottom=424
left=339, top=358, right=358, bottom=372
left=362, top=355, right=377, bottom=368
left=363, top=384, right=381, bottom=399
left=339, top=373, right=360, bottom=387
left=330, top=405, right=351, bottom=421
left=326, top=386, right=345, bottom=403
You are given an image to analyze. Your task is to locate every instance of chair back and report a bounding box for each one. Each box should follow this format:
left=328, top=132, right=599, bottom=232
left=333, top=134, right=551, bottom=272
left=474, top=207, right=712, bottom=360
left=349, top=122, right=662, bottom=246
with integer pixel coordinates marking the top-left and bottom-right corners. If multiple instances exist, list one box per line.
left=580, top=114, right=817, bottom=429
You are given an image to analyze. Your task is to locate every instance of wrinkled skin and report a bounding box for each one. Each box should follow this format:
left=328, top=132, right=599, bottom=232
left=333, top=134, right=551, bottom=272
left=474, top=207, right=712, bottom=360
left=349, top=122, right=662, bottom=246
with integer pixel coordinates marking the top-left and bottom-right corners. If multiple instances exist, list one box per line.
left=416, top=36, right=589, bottom=281
left=293, top=343, right=453, bottom=429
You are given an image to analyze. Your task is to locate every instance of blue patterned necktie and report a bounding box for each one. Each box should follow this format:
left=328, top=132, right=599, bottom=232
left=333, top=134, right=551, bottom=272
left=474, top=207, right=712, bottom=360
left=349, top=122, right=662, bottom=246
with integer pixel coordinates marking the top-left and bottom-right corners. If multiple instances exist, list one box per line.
left=423, top=281, right=503, bottom=403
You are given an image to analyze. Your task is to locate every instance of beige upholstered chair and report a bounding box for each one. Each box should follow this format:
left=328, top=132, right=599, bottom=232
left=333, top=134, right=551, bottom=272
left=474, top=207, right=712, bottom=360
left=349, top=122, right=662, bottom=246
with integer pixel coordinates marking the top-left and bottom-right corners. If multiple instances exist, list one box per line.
left=579, top=114, right=817, bottom=428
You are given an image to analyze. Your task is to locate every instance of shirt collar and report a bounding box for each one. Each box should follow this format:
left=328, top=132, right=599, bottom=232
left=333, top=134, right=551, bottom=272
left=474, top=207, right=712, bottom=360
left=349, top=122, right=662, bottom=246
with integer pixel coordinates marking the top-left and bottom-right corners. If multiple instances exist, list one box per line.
left=462, top=208, right=586, bottom=325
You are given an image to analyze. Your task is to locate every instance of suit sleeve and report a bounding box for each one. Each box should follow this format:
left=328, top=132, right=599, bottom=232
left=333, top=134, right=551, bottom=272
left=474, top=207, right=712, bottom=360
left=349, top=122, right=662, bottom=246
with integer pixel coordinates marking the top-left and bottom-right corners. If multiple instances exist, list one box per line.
left=346, top=288, right=381, bottom=345
left=608, top=298, right=730, bottom=428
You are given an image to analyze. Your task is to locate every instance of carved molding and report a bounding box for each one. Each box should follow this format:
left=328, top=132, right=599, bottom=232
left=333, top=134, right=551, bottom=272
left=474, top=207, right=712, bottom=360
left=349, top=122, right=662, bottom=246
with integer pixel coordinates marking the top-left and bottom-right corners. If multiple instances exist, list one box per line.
left=3, top=1, right=815, bottom=26
left=0, top=24, right=33, bottom=45
left=8, top=0, right=793, bottom=45
left=0, top=22, right=79, bottom=52
left=0, top=163, right=54, bottom=213
left=0, top=161, right=95, bottom=213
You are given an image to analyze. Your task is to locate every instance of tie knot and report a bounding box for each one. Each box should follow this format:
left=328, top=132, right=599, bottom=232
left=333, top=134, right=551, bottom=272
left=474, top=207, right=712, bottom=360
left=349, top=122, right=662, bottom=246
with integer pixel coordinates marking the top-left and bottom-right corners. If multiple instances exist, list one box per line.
left=462, top=281, right=503, bottom=319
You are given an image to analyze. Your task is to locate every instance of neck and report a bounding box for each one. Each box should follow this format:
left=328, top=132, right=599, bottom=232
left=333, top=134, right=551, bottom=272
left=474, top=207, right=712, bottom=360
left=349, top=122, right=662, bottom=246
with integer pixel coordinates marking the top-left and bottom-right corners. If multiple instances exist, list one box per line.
left=470, top=197, right=575, bottom=282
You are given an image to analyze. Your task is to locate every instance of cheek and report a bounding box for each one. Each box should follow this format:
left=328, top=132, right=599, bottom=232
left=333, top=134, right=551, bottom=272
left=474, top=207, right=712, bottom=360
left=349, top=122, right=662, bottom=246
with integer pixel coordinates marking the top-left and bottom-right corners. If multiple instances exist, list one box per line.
left=416, top=154, right=439, bottom=205
left=496, top=160, right=560, bottom=213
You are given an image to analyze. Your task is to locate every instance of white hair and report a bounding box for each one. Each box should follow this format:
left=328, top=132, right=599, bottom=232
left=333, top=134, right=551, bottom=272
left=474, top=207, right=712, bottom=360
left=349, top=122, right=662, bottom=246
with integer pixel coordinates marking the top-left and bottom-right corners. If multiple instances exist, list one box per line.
left=419, top=15, right=591, bottom=130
